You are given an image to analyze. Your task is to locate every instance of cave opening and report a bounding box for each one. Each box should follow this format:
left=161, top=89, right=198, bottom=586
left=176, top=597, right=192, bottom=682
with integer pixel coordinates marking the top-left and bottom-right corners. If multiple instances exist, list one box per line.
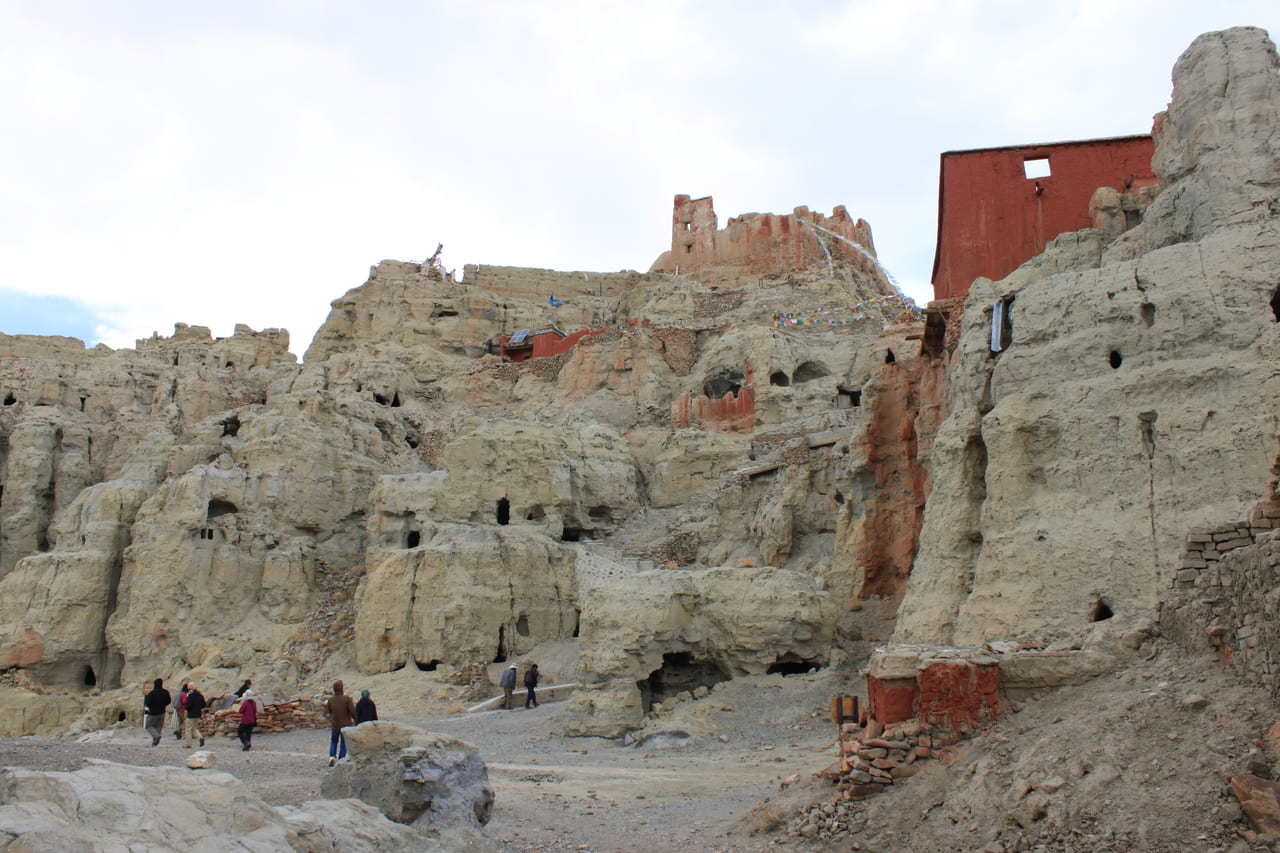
left=516, top=614, right=530, bottom=637
left=884, top=349, right=896, bottom=364
left=222, top=416, right=240, bottom=437
left=1109, top=350, right=1123, bottom=369
left=493, top=626, right=507, bottom=663
left=793, top=361, right=830, bottom=383
left=769, top=371, right=791, bottom=387
left=573, top=609, right=581, bottom=638
left=766, top=655, right=822, bottom=676
left=703, top=368, right=745, bottom=400
left=416, top=659, right=442, bottom=671
left=561, top=527, right=591, bottom=542
left=1272, top=286, right=1280, bottom=322
left=391, top=392, right=401, bottom=408
left=3, top=392, right=16, bottom=405
left=635, top=651, right=730, bottom=713
left=406, top=530, right=421, bottom=548
left=207, top=499, right=239, bottom=519
left=83, top=665, right=97, bottom=687
left=496, top=498, right=510, bottom=525
left=1092, top=601, right=1114, bottom=622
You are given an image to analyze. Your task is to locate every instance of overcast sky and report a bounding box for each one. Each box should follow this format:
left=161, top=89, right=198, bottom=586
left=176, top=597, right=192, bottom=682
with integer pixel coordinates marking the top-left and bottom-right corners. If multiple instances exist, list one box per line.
left=2, top=2, right=1277, bottom=356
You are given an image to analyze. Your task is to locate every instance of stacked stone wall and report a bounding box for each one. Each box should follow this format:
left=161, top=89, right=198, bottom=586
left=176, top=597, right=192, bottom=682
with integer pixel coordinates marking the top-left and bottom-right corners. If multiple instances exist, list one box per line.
left=1162, top=453, right=1280, bottom=686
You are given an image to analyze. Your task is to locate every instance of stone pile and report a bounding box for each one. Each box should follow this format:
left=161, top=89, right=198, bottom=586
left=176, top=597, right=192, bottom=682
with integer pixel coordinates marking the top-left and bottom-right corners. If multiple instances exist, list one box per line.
left=835, top=717, right=942, bottom=800
left=202, top=698, right=328, bottom=737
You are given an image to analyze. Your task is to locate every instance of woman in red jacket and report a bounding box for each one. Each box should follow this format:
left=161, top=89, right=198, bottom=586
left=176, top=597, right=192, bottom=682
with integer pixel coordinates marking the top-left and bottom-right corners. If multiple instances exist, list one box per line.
left=237, top=690, right=258, bottom=751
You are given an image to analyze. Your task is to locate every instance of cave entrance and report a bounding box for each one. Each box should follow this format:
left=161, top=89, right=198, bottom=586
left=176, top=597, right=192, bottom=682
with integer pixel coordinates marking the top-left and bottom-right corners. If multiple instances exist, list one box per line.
left=207, top=499, right=238, bottom=519
left=416, top=659, right=442, bottom=671
left=496, top=498, right=510, bottom=526
left=703, top=368, right=745, bottom=400
left=406, top=530, right=421, bottom=548
left=493, top=626, right=507, bottom=663
left=635, top=651, right=730, bottom=713
left=766, top=655, right=822, bottom=676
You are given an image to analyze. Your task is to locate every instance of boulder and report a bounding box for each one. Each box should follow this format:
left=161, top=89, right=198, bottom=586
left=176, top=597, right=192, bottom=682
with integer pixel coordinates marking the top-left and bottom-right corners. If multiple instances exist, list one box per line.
left=320, top=720, right=495, bottom=851
left=0, top=759, right=428, bottom=852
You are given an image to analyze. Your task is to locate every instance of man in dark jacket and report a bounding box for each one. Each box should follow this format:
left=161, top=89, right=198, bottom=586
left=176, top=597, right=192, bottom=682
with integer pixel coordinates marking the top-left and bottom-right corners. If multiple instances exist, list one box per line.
left=523, top=663, right=540, bottom=709
left=355, top=689, right=378, bottom=724
left=323, top=680, right=357, bottom=766
left=183, top=682, right=207, bottom=748
left=143, top=678, right=170, bottom=746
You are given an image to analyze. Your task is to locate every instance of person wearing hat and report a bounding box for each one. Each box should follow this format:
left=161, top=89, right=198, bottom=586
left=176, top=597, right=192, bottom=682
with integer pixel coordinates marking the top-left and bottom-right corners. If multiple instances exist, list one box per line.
left=499, top=663, right=518, bottom=710
left=236, top=690, right=258, bottom=751
left=355, top=689, right=378, bottom=724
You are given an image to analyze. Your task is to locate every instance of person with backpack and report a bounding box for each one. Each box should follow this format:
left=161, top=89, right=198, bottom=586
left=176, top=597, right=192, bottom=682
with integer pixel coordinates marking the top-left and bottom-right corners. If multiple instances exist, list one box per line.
left=172, top=683, right=190, bottom=740
left=183, top=682, right=207, bottom=748
left=523, top=663, right=540, bottom=709
left=237, top=690, right=258, bottom=751
left=143, top=678, right=170, bottom=746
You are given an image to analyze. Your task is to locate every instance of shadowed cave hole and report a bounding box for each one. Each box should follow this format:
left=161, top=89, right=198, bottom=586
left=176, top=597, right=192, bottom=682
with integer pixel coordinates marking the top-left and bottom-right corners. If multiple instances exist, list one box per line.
left=493, top=626, right=507, bottom=663
left=884, top=349, right=896, bottom=364
left=405, top=435, right=419, bottom=449
left=1092, top=601, right=1114, bottom=622
left=3, top=393, right=15, bottom=405
left=1272, top=286, right=1280, bottom=322
left=83, top=665, right=96, bottom=687
left=221, top=416, right=240, bottom=437
left=416, top=659, right=442, bottom=671
left=636, top=652, right=730, bottom=713
left=406, top=531, right=421, bottom=548
left=516, top=614, right=530, bottom=637
left=703, top=368, right=745, bottom=400
left=793, top=361, right=830, bottom=383
left=207, top=499, right=238, bottom=519
left=496, top=498, right=510, bottom=525
left=573, top=609, right=581, bottom=638
left=1109, top=350, right=1123, bottom=369
left=770, top=371, right=790, bottom=387
left=836, top=386, right=861, bottom=408
left=526, top=505, right=545, bottom=522
left=561, top=528, right=592, bottom=542
left=766, top=656, right=822, bottom=676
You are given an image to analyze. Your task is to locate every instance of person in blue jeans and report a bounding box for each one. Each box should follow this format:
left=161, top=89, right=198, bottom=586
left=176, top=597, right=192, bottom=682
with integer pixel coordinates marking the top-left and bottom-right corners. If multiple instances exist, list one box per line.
left=323, top=680, right=356, bottom=766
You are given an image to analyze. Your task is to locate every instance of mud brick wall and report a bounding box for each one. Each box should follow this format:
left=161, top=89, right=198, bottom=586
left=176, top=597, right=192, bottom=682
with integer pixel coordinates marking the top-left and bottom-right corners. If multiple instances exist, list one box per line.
left=916, top=660, right=1000, bottom=736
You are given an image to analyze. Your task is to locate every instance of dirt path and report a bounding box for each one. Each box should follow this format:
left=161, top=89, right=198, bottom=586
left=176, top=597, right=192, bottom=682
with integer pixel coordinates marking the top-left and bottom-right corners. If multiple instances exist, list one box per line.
left=0, top=670, right=846, bottom=853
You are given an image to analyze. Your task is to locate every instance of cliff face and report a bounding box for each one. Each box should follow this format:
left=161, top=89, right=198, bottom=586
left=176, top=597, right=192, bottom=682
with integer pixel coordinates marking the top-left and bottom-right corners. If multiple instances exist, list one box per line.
left=894, top=26, right=1280, bottom=646
left=0, top=192, right=925, bottom=731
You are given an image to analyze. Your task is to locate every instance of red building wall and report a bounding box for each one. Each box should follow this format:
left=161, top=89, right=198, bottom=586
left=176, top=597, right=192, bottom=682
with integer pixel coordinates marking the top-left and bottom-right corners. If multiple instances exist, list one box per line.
left=931, top=136, right=1156, bottom=301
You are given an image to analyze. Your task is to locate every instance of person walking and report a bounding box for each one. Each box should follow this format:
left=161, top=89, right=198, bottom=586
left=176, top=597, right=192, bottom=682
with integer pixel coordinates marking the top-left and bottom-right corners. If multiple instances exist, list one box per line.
left=523, top=663, right=540, bottom=709
left=323, top=680, right=356, bottom=766
left=237, top=690, right=258, bottom=751
left=355, top=689, right=378, bottom=724
left=143, top=678, right=170, bottom=746
left=183, top=682, right=207, bottom=748
left=172, top=683, right=190, bottom=740
left=499, top=663, right=518, bottom=709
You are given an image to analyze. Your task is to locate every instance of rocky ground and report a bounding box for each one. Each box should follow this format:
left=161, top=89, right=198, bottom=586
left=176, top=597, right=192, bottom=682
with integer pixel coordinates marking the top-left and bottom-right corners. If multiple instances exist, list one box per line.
left=0, top=646, right=1276, bottom=853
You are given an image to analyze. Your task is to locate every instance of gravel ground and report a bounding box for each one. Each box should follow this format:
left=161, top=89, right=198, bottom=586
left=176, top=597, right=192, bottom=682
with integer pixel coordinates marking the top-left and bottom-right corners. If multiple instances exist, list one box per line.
left=3, top=648, right=1271, bottom=853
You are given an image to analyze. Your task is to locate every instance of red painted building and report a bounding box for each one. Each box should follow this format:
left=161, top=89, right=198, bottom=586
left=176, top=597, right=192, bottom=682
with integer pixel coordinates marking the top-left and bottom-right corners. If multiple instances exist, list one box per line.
left=931, top=136, right=1157, bottom=301
left=500, top=326, right=603, bottom=362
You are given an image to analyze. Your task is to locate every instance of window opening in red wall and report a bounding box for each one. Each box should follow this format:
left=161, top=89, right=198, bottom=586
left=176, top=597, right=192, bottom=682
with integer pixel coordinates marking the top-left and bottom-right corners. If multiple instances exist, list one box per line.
left=1023, top=157, right=1051, bottom=179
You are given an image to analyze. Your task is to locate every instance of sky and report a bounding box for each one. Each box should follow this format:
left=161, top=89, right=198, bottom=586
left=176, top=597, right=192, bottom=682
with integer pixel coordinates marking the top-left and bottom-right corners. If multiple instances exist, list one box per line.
left=2, top=1, right=1277, bottom=356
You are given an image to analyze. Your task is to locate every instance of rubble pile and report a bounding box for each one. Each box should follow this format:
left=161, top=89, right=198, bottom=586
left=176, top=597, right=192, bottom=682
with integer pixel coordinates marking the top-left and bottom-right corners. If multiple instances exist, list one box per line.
left=835, top=717, right=949, bottom=800
left=200, top=698, right=328, bottom=737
